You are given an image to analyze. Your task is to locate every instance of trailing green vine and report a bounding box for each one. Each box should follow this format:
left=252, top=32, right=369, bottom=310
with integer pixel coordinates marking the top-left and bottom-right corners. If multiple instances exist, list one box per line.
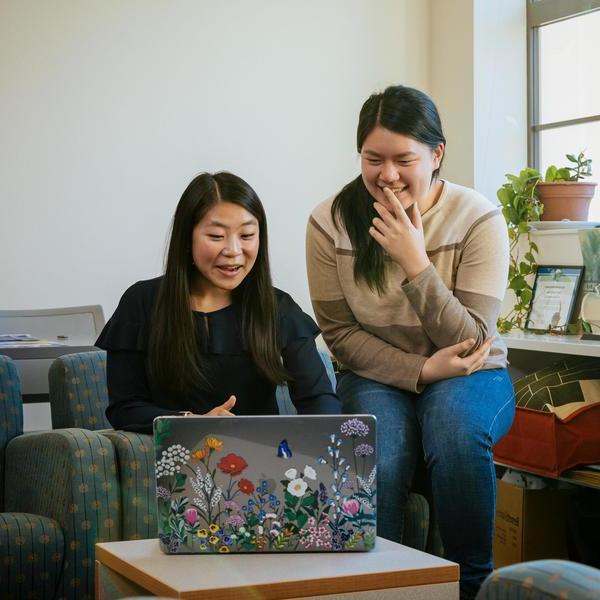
left=496, top=168, right=542, bottom=333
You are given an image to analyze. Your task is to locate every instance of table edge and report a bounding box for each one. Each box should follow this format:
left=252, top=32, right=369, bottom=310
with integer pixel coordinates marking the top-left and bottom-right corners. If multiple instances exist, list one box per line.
left=96, top=544, right=459, bottom=599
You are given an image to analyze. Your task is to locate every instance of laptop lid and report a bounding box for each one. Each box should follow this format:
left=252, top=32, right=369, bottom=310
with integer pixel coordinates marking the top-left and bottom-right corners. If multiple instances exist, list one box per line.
left=154, top=415, right=377, bottom=554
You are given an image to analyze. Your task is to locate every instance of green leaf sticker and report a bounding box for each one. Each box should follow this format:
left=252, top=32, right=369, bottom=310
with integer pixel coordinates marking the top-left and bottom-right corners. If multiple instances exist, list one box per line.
left=297, top=512, right=308, bottom=528
left=301, top=495, right=316, bottom=507
left=284, top=508, right=296, bottom=522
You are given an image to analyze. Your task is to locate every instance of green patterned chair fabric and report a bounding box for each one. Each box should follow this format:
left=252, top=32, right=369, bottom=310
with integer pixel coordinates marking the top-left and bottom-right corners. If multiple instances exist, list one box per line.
left=476, top=559, right=600, bottom=599
left=401, top=491, right=429, bottom=553
left=0, top=512, right=64, bottom=600
left=0, top=355, right=65, bottom=599
left=5, top=427, right=121, bottom=599
left=100, top=430, right=157, bottom=541
left=0, top=355, right=22, bottom=509
left=48, top=350, right=111, bottom=430
left=48, top=352, right=158, bottom=541
left=2, top=354, right=129, bottom=599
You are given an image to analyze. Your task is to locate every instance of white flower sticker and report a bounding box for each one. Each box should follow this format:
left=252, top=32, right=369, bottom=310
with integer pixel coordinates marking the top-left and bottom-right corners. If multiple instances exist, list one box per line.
left=284, top=468, right=298, bottom=480
left=287, top=478, right=308, bottom=497
left=303, top=465, right=317, bottom=480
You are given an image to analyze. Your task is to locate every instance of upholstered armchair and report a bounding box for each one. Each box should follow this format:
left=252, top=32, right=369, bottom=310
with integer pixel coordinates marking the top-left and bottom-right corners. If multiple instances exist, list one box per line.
left=49, top=351, right=156, bottom=541
left=0, top=353, right=121, bottom=600
left=476, top=559, right=600, bottom=599
left=49, top=350, right=432, bottom=551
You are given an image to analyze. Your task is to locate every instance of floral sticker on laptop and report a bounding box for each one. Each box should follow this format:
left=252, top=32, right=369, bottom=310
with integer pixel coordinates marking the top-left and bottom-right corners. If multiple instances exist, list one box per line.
left=155, top=418, right=376, bottom=553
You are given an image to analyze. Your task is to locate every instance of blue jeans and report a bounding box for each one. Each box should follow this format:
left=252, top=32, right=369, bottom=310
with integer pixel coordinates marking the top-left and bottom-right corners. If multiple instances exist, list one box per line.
left=337, top=368, right=515, bottom=597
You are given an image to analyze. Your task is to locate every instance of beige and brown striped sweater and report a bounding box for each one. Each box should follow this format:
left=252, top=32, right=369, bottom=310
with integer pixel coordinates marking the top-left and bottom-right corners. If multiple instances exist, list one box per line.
left=306, top=180, right=509, bottom=393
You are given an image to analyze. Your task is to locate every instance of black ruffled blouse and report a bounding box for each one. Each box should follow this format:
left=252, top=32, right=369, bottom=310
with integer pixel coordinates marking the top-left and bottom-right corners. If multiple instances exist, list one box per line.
left=96, top=277, right=339, bottom=433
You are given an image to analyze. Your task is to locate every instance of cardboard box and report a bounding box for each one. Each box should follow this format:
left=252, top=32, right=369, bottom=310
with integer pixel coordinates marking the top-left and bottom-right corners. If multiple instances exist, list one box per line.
left=493, top=478, right=571, bottom=568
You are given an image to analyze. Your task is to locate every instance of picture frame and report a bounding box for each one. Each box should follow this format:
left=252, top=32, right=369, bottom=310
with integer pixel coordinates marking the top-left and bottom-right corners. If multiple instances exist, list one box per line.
left=525, top=265, right=585, bottom=332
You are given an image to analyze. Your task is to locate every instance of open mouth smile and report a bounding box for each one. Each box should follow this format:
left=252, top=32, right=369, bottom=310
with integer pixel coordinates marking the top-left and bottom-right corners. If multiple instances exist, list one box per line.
left=216, top=265, right=243, bottom=277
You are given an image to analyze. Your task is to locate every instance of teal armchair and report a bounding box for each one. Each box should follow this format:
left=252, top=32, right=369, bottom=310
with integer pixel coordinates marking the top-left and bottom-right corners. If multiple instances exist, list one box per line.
left=0, top=354, right=63, bottom=598
left=1, top=354, right=121, bottom=600
left=476, top=559, right=600, bottom=599
left=49, top=351, right=156, bottom=541
left=49, top=350, right=432, bottom=551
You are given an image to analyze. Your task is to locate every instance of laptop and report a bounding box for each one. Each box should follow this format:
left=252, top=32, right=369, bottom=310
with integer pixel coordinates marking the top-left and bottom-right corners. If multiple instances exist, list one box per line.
left=154, top=414, right=377, bottom=554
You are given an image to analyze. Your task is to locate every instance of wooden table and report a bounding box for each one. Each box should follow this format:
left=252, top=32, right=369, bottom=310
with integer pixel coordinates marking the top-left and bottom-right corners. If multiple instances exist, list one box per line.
left=95, top=537, right=459, bottom=599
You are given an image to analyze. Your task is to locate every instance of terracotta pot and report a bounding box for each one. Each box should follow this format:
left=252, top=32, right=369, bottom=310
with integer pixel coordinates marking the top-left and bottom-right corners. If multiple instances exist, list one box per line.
left=536, top=181, right=597, bottom=221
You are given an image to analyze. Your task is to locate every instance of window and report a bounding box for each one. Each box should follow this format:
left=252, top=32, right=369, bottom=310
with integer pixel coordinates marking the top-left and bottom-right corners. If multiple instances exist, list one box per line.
left=528, top=0, right=600, bottom=219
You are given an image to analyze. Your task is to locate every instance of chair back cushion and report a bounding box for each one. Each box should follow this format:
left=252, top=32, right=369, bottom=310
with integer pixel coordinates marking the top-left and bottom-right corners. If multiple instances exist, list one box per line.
left=0, top=355, right=23, bottom=510
left=49, top=351, right=111, bottom=430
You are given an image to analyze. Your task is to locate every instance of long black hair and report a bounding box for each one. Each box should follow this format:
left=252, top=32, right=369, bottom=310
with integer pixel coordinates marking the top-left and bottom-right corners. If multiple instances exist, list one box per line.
left=149, top=172, right=288, bottom=394
left=332, top=85, right=446, bottom=294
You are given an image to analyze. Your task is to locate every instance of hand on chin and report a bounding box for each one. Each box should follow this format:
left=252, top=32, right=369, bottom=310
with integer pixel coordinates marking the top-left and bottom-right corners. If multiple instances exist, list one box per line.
left=377, top=188, right=412, bottom=212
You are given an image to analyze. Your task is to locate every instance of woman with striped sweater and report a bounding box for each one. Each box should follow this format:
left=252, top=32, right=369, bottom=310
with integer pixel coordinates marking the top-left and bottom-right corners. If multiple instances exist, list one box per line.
left=306, top=85, right=515, bottom=600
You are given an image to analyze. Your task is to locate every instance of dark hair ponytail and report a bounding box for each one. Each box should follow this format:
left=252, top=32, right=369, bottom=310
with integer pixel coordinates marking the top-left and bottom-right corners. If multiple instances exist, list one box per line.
left=332, top=85, right=446, bottom=293
left=149, top=172, right=288, bottom=395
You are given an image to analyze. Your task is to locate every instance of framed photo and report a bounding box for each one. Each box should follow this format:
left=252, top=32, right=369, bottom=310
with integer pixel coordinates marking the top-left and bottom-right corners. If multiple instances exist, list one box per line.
left=525, top=265, right=584, bottom=331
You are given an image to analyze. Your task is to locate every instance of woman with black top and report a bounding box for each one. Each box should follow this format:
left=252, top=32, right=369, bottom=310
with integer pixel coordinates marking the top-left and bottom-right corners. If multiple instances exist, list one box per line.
left=97, top=172, right=339, bottom=433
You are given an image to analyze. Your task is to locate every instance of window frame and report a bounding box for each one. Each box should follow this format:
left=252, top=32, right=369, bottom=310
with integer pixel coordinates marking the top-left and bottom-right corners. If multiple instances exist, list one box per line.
left=527, top=0, right=600, bottom=168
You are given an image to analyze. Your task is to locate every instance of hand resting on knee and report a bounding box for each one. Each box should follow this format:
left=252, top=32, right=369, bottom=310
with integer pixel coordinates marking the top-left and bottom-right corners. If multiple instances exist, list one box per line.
left=419, top=338, right=492, bottom=384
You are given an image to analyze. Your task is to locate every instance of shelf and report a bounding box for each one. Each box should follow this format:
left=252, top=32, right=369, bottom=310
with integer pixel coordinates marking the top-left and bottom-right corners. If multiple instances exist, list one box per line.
left=495, top=461, right=600, bottom=490
left=500, top=330, right=600, bottom=357
left=528, top=221, right=600, bottom=233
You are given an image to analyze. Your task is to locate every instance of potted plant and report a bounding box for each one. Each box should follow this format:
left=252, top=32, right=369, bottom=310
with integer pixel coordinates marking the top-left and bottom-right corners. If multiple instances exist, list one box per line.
left=496, top=156, right=596, bottom=333
left=536, top=152, right=596, bottom=221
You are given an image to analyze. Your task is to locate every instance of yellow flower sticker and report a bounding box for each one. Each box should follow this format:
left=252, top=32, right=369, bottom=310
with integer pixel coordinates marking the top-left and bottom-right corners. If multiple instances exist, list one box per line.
left=209, top=536, right=219, bottom=545
left=209, top=523, right=220, bottom=533
left=191, top=448, right=209, bottom=461
left=197, top=529, right=208, bottom=539
left=205, top=437, right=223, bottom=451
left=219, top=546, right=230, bottom=553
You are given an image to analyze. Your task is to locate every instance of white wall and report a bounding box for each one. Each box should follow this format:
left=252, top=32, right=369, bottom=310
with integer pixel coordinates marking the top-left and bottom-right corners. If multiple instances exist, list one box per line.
left=430, top=0, right=475, bottom=187
left=430, top=0, right=527, bottom=204
left=473, top=0, right=527, bottom=204
left=0, top=0, right=431, bottom=320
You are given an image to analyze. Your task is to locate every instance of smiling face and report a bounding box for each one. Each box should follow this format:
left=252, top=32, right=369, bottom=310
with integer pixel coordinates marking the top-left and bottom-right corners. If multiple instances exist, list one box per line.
left=360, top=126, right=444, bottom=212
left=191, top=201, right=259, bottom=301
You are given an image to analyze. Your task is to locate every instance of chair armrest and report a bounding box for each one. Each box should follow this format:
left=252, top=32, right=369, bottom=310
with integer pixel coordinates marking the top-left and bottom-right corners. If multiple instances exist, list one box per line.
left=476, top=559, right=600, bottom=600
left=5, top=428, right=121, bottom=599
left=0, top=512, right=64, bottom=598
left=100, top=430, right=156, bottom=540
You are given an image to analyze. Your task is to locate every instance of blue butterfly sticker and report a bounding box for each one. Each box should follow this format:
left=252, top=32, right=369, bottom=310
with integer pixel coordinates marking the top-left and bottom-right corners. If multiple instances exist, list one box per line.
left=277, top=439, right=292, bottom=459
